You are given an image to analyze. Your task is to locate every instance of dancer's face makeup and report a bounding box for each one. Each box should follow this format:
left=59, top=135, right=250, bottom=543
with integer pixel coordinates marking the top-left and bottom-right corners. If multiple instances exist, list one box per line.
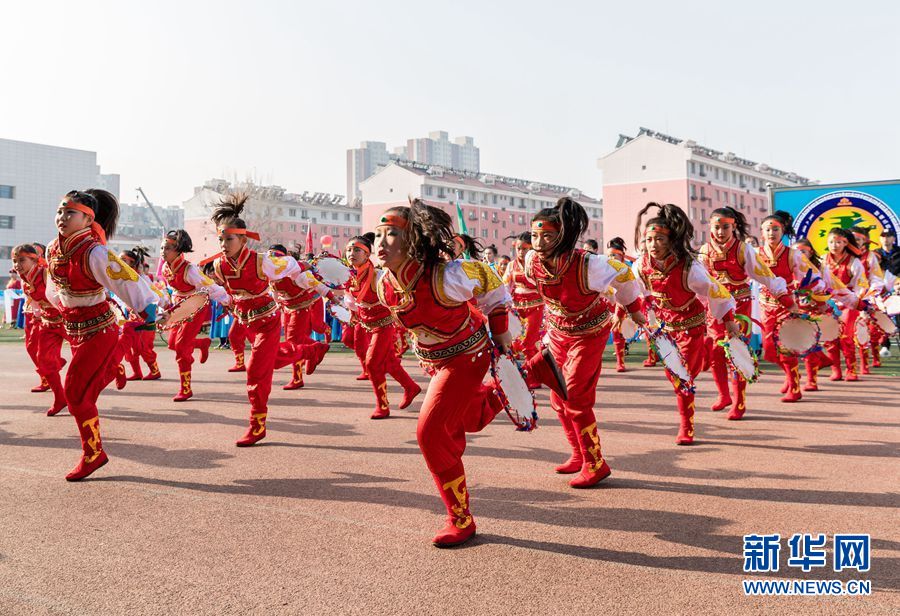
left=55, top=202, right=92, bottom=238
left=373, top=225, right=407, bottom=271
left=645, top=230, right=671, bottom=260
left=218, top=229, right=245, bottom=259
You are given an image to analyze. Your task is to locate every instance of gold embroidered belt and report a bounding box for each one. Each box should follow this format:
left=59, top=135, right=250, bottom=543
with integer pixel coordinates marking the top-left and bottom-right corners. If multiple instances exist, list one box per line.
left=547, top=308, right=611, bottom=336
left=663, top=311, right=706, bottom=332
left=235, top=299, right=278, bottom=324
left=64, top=308, right=117, bottom=340
left=415, top=327, right=487, bottom=362
left=283, top=296, right=319, bottom=312
left=361, top=315, right=394, bottom=332
left=513, top=297, right=544, bottom=310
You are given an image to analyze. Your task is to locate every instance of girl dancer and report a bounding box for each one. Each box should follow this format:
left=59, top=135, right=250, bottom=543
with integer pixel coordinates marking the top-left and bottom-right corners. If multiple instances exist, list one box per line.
left=160, top=230, right=229, bottom=401
left=635, top=203, right=739, bottom=444
left=373, top=200, right=527, bottom=546
left=849, top=227, right=885, bottom=372
left=527, top=198, right=645, bottom=484
left=345, top=233, right=421, bottom=419
left=699, top=206, right=794, bottom=419
left=791, top=239, right=833, bottom=391
left=13, top=244, right=68, bottom=415
left=502, top=232, right=544, bottom=360
left=606, top=237, right=632, bottom=373
left=210, top=194, right=330, bottom=446
left=45, top=189, right=158, bottom=480
left=267, top=244, right=330, bottom=390
left=820, top=229, right=868, bottom=381
left=120, top=246, right=164, bottom=381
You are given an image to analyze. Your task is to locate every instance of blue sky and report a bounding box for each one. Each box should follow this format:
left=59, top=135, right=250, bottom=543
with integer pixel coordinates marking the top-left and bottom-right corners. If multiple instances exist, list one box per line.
left=1, top=0, right=897, bottom=206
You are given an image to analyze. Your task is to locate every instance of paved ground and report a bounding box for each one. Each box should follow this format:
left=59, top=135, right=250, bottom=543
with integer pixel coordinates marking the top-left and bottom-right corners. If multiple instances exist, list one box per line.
left=0, top=341, right=897, bottom=615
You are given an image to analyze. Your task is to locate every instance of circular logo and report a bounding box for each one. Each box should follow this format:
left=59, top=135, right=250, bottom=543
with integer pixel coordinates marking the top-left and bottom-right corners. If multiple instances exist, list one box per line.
left=794, top=191, right=898, bottom=255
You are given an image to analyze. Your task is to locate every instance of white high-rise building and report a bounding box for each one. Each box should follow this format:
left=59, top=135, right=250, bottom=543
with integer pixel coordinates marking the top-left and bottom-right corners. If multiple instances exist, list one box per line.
left=347, top=131, right=480, bottom=204
left=0, top=138, right=119, bottom=281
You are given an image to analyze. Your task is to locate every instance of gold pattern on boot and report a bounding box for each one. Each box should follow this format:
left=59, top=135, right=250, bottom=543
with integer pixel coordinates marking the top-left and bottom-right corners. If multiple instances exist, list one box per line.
left=148, top=362, right=160, bottom=376
left=236, top=354, right=245, bottom=368
left=791, top=366, right=801, bottom=394
left=179, top=371, right=192, bottom=394
left=251, top=412, right=267, bottom=436
left=82, top=417, right=103, bottom=463
left=686, top=400, right=695, bottom=437
left=376, top=380, right=389, bottom=411
left=441, top=475, right=473, bottom=529
left=579, top=422, right=605, bottom=473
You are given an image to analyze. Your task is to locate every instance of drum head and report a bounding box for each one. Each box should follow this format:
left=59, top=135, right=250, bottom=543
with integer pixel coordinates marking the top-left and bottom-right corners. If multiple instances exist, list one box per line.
left=871, top=311, right=897, bottom=335
left=159, top=294, right=208, bottom=331
left=855, top=320, right=870, bottom=346
left=883, top=295, right=900, bottom=316
left=777, top=317, right=820, bottom=355
left=654, top=333, right=691, bottom=383
left=817, top=315, right=840, bottom=343
left=496, top=356, right=534, bottom=416
left=725, top=337, right=758, bottom=382
left=647, top=308, right=658, bottom=328
left=330, top=304, right=352, bottom=324
left=313, top=257, right=351, bottom=287
left=620, top=318, right=638, bottom=341
left=507, top=314, right=523, bottom=341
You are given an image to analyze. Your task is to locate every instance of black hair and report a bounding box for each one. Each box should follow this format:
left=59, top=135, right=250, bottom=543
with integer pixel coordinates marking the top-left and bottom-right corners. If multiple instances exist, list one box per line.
left=348, top=232, right=376, bottom=251
left=454, top=234, right=483, bottom=260
left=210, top=192, right=250, bottom=230
left=793, top=238, right=821, bottom=269
left=268, top=243, right=289, bottom=254
left=762, top=210, right=796, bottom=239
left=165, top=229, right=193, bottom=253
left=635, top=202, right=696, bottom=262
left=583, top=239, right=599, bottom=251
left=532, top=196, right=589, bottom=259
left=12, top=243, right=38, bottom=259
left=606, top=237, right=625, bottom=252
left=484, top=244, right=498, bottom=255
left=848, top=226, right=876, bottom=249
left=202, top=262, right=216, bottom=276
left=121, top=245, right=151, bottom=268
left=710, top=206, right=750, bottom=241
left=828, top=227, right=862, bottom=257
left=382, top=200, right=456, bottom=267
left=64, top=189, right=120, bottom=240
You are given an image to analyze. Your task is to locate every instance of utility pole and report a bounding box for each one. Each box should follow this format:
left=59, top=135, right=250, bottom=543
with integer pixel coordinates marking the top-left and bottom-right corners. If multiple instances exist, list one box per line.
left=135, top=187, right=168, bottom=234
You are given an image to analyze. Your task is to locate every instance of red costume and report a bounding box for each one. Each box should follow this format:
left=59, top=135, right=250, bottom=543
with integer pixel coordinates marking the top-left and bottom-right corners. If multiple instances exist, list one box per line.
left=821, top=252, right=867, bottom=381
left=228, top=317, right=249, bottom=372
left=122, top=274, right=164, bottom=381
left=525, top=248, right=642, bottom=483
left=699, top=238, right=792, bottom=418
left=271, top=269, right=329, bottom=389
left=856, top=250, right=885, bottom=372
left=638, top=253, right=736, bottom=442
left=503, top=256, right=544, bottom=359
left=20, top=263, right=68, bottom=415
left=214, top=247, right=330, bottom=446
left=46, top=226, right=157, bottom=480
left=348, top=259, right=420, bottom=418
left=377, top=256, right=509, bottom=546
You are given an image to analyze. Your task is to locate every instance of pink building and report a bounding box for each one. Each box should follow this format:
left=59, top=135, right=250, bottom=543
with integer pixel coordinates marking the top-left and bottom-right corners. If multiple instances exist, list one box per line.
left=597, top=128, right=814, bottom=250
left=360, top=160, right=603, bottom=253
left=183, top=179, right=361, bottom=262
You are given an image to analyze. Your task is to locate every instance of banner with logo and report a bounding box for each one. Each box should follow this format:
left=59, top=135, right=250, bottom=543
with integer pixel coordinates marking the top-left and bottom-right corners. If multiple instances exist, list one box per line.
left=771, top=179, right=900, bottom=255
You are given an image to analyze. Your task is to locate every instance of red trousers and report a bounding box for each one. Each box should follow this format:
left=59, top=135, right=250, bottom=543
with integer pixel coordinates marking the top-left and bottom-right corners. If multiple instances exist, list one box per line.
left=512, top=306, right=543, bottom=359
left=546, top=326, right=611, bottom=472
left=612, top=331, right=626, bottom=367
left=24, top=316, right=39, bottom=371
left=28, top=321, right=67, bottom=408
left=666, top=327, right=705, bottom=436
left=123, top=321, right=158, bottom=373
left=708, top=300, right=752, bottom=411
left=346, top=323, right=371, bottom=375
left=825, top=310, right=859, bottom=376
left=761, top=304, right=801, bottom=396
left=364, top=325, right=417, bottom=413
left=229, top=318, right=249, bottom=362
left=167, top=304, right=211, bottom=375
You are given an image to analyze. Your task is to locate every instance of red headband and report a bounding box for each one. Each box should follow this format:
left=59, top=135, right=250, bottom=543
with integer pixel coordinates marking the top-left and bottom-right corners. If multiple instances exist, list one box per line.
left=377, top=214, right=408, bottom=229
left=14, top=251, right=47, bottom=268
left=531, top=220, right=559, bottom=232
left=222, top=227, right=261, bottom=241
left=761, top=219, right=783, bottom=228
left=646, top=224, right=671, bottom=235
left=61, top=200, right=107, bottom=245
left=710, top=215, right=735, bottom=224
left=350, top=241, right=371, bottom=255
left=268, top=249, right=287, bottom=257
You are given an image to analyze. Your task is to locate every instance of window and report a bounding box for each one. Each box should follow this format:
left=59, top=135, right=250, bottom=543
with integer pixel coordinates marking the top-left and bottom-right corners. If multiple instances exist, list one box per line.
left=642, top=187, right=647, bottom=193
left=0, top=246, right=11, bottom=259
left=492, top=195, right=497, bottom=204
left=690, top=185, right=696, bottom=198
left=700, top=187, right=706, bottom=200
left=482, top=211, right=487, bottom=220
left=715, top=168, right=720, bottom=180
left=437, top=188, right=446, bottom=198
left=641, top=165, right=646, bottom=171
left=425, top=186, right=433, bottom=196
left=332, top=212, right=338, bottom=220
left=289, top=208, right=296, bottom=217
left=481, top=229, right=488, bottom=238
left=493, top=229, right=499, bottom=239
left=0, top=215, right=13, bottom=229
left=0, top=185, right=14, bottom=199
left=301, top=209, right=308, bottom=219
left=690, top=162, right=696, bottom=174
left=344, top=213, right=350, bottom=221
left=290, top=224, right=296, bottom=232
left=519, top=215, right=525, bottom=224
left=469, top=191, right=476, bottom=203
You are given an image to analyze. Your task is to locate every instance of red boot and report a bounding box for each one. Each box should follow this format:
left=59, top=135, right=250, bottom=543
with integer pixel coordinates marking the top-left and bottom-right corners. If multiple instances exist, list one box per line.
left=228, top=352, right=246, bottom=372
left=173, top=371, right=193, bottom=402
left=860, top=347, right=870, bottom=375
left=727, top=378, right=748, bottom=419
left=283, top=361, right=305, bottom=390
left=614, top=339, right=626, bottom=373
left=554, top=412, right=583, bottom=473
left=803, top=357, right=819, bottom=392
left=676, top=395, right=695, bottom=445
left=236, top=412, right=267, bottom=446
left=710, top=357, right=732, bottom=411
left=45, top=372, right=68, bottom=416
left=143, top=361, right=162, bottom=380
left=522, top=348, right=568, bottom=400
left=31, top=375, right=50, bottom=393
left=780, top=363, right=802, bottom=403
left=115, top=364, right=127, bottom=390
left=432, top=463, right=477, bottom=548
left=126, top=358, right=144, bottom=381
left=398, top=382, right=422, bottom=410
left=66, top=416, right=107, bottom=481
left=845, top=353, right=859, bottom=382
left=197, top=337, right=211, bottom=364
left=370, top=378, right=390, bottom=419
left=568, top=420, right=612, bottom=488
left=304, top=342, right=329, bottom=375
left=356, top=372, right=369, bottom=380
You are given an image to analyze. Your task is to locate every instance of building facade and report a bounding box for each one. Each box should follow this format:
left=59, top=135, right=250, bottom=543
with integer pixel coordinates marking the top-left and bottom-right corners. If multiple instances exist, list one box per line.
left=597, top=128, right=814, bottom=248
left=0, top=138, right=119, bottom=282
left=183, top=179, right=361, bottom=262
left=347, top=131, right=479, bottom=204
left=360, top=160, right=602, bottom=253
left=107, top=203, right=185, bottom=264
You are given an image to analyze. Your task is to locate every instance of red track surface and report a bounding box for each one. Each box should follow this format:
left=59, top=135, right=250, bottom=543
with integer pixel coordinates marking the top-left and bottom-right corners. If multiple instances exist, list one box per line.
left=0, top=344, right=897, bottom=615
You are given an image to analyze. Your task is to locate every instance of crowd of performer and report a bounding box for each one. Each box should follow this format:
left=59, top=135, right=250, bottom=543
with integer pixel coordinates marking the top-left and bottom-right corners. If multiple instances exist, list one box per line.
left=11, top=187, right=898, bottom=548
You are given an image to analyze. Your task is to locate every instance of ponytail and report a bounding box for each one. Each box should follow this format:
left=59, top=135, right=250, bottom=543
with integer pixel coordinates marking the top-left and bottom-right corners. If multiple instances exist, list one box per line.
left=65, top=189, right=120, bottom=240
left=710, top=206, right=749, bottom=241
left=385, top=200, right=456, bottom=267
left=762, top=210, right=796, bottom=239
left=828, top=227, right=862, bottom=257
left=635, top=202, right=696, bottom=262
left=531, top=196, right=588, bottom=259
left=165, top=229, right=194, bottom=253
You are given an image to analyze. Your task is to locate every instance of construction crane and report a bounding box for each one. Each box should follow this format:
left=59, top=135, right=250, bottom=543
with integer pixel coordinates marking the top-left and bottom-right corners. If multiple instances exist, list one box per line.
left=135, top=187, right=168, bottom=235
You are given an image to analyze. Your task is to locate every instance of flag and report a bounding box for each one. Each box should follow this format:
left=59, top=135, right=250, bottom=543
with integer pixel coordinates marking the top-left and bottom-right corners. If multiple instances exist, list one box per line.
left=455, top=191, right=469, bottom=236
left=305, top=223, right=313, bottom=257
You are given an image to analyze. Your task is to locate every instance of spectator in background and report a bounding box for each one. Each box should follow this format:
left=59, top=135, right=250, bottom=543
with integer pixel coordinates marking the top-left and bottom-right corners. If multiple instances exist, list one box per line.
left=6, top=270, right=23, bottom=329
left=582, top=239, right=598, bottom=254
left=877, top=229, right=900, bottom=276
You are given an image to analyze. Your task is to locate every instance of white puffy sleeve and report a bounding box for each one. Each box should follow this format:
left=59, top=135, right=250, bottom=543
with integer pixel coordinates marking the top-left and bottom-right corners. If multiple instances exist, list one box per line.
left=687, top=260, right=736, bottom=323
left=440, top=260, right=511, bottom=327
left=262, top=254, right=331, bottom=298
left=742, top=242, right=789, bottom=296
left=865, top=253, right=885, bottom=295
left=587, top=254, right=642, bottom=310
left=88, top=246, right=157, bottom=313
left=184, top=263, right=231, bottom=305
